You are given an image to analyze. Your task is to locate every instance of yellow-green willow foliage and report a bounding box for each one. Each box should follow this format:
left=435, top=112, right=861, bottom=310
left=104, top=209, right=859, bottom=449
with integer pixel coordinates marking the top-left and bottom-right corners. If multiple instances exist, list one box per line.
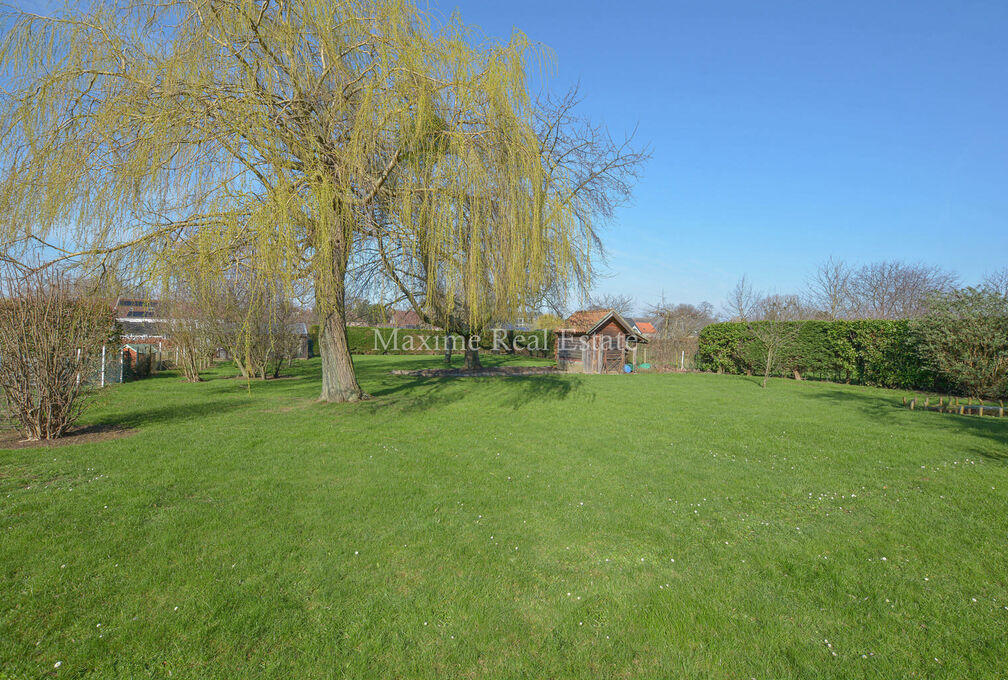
left=0, top=0, right=575, bottom=400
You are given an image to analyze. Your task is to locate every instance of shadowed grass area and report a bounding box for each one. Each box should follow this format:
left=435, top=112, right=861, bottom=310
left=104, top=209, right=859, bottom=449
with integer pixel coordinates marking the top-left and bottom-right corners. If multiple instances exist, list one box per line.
left=1, top=355, right=1006, bottom=678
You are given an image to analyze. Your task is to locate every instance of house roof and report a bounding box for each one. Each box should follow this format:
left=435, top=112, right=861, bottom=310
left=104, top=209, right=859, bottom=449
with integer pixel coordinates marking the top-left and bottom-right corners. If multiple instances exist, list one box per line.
left=635, top=321, right=656, bottom=335
left=562, top=309, right=648, bottom=343
left=115, top=296, right=162, bottom=319
left=564, top=308, right=612, bottom=333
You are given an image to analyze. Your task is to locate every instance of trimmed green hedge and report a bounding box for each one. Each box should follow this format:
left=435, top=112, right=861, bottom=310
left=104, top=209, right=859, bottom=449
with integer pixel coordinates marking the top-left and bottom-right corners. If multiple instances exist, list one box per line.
left=696, top=320, right=939, bottom=390
left=310, top=325, right=555, bottom=356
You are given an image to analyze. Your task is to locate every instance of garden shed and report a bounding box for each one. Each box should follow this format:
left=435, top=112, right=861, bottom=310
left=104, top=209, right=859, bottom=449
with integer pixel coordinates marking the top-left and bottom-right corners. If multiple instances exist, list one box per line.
left=556, top=309, right=648, bottom=373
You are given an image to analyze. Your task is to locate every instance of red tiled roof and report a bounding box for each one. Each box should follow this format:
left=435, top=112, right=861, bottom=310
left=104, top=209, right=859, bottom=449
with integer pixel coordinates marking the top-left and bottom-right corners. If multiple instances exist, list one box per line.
left=636, top=322, right=656, bottom=335
left=564, top=308, right=612, bottom=333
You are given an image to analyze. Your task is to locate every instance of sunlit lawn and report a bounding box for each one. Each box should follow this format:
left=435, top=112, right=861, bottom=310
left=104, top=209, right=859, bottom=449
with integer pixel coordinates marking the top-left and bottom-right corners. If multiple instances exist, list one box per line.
left=2, top=355, right=1007, bottom=678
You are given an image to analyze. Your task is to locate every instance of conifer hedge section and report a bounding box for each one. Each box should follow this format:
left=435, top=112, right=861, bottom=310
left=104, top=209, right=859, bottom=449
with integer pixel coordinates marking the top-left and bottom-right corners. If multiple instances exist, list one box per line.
left=697, top=320, right=938, bottom=391
left=309, top=326, right=556, bottom=357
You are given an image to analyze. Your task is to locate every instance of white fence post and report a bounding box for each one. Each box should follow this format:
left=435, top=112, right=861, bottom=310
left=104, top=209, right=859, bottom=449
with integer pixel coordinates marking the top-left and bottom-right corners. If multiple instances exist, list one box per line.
left=680, top=350, right=685, bottom=371
left=76, top=348, right=81, bottom=386
left=120, top=348, right=124, bottom=383
left=101, top=344, right=106, bottom=388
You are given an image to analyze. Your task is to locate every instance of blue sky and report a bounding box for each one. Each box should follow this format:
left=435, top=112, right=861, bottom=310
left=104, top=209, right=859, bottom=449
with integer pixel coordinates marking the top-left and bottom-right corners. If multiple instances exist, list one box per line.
left=443, top=0, right=1008, bottom=309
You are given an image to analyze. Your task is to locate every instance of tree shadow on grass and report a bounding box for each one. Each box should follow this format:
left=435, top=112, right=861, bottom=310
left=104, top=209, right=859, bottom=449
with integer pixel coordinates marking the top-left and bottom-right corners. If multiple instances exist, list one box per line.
left=365, top=374, right=589, bottom=414
left=803, top=383, right=1008, bottom=462
left=941, top=413, right=1008, bottom=462
left=88, top=398, right=248, bottom=430
left=801, top=384, right=903, bottom=421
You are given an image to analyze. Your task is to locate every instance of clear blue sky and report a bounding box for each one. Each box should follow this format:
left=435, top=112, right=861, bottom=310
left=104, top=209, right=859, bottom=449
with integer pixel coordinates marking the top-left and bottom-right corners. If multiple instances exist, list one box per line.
left=443, top=0, right=1008, bottom=310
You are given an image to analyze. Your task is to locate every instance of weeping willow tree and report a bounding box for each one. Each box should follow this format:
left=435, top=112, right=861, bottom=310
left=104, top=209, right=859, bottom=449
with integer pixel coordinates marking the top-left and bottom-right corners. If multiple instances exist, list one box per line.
left=361, top=86, right=648, bottom=367
left=0, top=0, right=570, bottom=402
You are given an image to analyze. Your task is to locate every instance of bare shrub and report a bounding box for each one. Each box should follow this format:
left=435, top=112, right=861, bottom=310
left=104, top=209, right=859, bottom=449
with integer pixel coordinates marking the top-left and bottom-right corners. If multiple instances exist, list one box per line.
left=164, top=294, right=211, bottom=383
left=728, top=277, right=806, bottom=388
left=0, top=266, right=117, bottom=440
left=644, top=300, right=714, bottom=370
left=196, top=269, right=299, bottom=380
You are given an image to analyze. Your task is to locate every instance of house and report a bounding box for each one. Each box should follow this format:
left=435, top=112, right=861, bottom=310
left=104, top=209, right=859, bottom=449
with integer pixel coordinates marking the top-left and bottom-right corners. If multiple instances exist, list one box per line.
left=634, top=321, right=657, bottom=337
left=115, top=296, right=163, bottom=319
left=114, top=297, right=310, bottom=362
left=390, top=309, right=425, bottom=329
left=556, top=309, right=648, bottom=373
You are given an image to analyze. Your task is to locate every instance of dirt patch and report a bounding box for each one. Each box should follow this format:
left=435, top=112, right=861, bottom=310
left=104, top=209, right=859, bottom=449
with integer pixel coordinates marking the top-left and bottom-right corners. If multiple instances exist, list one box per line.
left=391, top=366, right=562, bottom=378
left=0, top=424, right=136, bottom=450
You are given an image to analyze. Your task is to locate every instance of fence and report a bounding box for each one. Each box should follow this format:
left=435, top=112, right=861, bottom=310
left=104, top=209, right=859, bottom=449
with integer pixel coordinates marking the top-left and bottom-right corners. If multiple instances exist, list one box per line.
left=637, top=336, right=700, bottom=371
left=82, top=343, right=167, bottom=385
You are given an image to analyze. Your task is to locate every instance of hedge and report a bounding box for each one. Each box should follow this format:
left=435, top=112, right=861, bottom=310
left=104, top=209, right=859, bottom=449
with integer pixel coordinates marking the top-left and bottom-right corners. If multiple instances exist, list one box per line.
left=696, top=320, right=942, bottom=391
left=309, top=325, right=555, bottom=357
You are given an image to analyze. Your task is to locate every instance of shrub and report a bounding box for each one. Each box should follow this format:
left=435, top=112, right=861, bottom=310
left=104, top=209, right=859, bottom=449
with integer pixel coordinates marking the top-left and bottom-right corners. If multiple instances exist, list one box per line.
left=0, top=266, right=118, bottom=440
left=912, top=288, right=1008, bottom=399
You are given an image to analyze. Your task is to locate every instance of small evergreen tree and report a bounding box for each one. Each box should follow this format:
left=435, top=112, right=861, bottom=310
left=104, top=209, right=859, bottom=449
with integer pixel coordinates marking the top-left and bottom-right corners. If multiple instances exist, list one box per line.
left=913, top=287, right=1008, bottom=399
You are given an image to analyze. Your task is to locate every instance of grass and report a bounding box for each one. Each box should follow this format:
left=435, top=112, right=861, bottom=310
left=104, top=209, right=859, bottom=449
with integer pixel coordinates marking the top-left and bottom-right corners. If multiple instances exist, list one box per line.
left=1, top=354, right=1007, bottom=679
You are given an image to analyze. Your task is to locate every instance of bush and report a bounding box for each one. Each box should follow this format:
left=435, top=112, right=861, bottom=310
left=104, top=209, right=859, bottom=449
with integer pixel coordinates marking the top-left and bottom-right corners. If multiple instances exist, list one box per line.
left=912, top=288, right=1008, bottom=399
left=0, top=266, right=118, bottom=440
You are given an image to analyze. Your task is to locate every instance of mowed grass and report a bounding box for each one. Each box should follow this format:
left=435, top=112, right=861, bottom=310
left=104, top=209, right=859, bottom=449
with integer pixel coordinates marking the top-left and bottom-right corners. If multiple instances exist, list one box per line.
left=1, top=355, right=1007, bottom=679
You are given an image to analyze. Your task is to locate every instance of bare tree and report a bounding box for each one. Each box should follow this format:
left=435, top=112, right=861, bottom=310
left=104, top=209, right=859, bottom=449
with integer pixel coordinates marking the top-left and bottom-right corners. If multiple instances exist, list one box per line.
left=806, top=257, right=855, bottom=319
left=849, top=261, right=958, bottom=319
left=727, top=277, right=805, bottom=388
left=983, top=267, right=1008, bottom=298
left=164, top=292, right=210, bottom=383
left=647, top=300, right=716, bottom=338
left=194, top=267, right=298, bottom=380
left=587, top=294, right=637, bottom=318
left=726, top=275, right=759, bottom=322
left=0, top=265, right=117, bottom=439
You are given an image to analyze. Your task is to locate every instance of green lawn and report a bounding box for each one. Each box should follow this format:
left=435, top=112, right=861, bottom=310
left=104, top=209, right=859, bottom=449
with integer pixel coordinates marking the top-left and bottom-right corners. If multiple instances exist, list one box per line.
left=2, top=355, right=1006, bottom=678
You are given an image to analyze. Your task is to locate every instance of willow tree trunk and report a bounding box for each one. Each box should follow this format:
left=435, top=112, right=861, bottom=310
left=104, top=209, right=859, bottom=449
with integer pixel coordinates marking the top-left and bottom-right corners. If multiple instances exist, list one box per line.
left=443, top=334, right=453, bottom=365
left=318, top=307, right=365, bottom=402
left=464, top=342, right=482, bottom=370
left=316, top=246, right=365, bottom=403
